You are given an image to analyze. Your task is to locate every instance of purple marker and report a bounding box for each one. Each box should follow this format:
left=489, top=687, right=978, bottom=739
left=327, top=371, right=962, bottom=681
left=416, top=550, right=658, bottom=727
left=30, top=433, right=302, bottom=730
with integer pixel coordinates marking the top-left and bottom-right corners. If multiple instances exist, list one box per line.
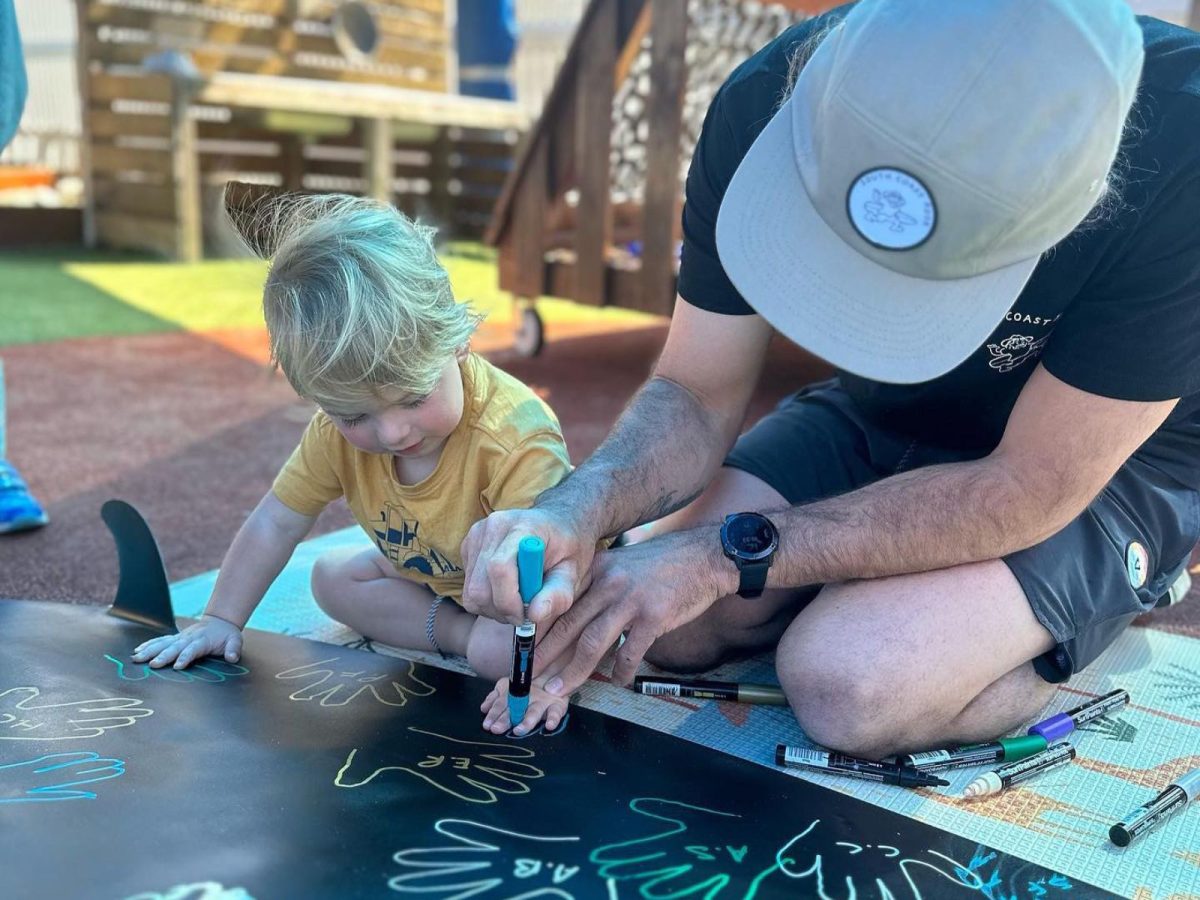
left=1028, top=688, right=1129, bottom=741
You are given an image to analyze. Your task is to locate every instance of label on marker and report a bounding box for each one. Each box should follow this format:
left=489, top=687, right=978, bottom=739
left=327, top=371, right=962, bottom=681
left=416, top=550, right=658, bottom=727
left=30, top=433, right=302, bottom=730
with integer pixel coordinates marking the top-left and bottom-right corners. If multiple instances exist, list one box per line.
left=639, top=682, right=682, bottom=697
left=782, top=747, right=833, bottom=768
left=906, top=750, right=952, bottom=767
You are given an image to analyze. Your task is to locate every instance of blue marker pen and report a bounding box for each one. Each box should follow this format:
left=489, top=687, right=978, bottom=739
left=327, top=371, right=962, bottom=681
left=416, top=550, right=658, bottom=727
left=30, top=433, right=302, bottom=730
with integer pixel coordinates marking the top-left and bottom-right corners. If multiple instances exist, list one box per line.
left=507, top=536, right=544, bottom=726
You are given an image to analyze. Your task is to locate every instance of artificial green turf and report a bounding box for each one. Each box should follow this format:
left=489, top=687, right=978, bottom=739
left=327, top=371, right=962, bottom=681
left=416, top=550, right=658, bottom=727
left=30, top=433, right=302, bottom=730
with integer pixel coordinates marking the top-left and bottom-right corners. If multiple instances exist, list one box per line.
left=0, top=243, right=653, bottom=349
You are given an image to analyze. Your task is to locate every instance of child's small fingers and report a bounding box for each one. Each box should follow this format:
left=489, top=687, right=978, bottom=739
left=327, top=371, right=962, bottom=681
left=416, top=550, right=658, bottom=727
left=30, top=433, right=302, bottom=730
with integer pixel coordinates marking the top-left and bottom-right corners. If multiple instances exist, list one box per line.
left=544, top=704, right=564, bottom=731
left=484, top=708, right=510, bottom=733
left=132, top=637, right=167, bottom=660
left=513, top=700, right=548, bottom=736
left=479, top=687, right=501, bottom=714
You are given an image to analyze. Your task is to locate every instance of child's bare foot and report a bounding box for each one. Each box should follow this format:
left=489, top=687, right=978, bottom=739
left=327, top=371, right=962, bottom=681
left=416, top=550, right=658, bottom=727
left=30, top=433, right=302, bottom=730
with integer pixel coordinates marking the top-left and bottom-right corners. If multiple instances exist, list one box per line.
left=481, top=676, right=569, bottom=736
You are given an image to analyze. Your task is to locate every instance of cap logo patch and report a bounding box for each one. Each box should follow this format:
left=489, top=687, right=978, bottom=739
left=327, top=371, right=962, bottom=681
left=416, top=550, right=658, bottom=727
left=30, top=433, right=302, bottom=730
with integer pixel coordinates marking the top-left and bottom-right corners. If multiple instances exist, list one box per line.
left=847, top=168, right=936, bottom=250
left=1125, top=541, right=1149, bottom=590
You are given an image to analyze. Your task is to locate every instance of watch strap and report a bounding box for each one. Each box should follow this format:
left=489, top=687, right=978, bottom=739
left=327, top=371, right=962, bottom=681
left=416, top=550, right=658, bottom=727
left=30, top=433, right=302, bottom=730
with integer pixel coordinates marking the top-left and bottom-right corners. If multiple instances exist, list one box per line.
left=737, top=560, right=770, bottom=598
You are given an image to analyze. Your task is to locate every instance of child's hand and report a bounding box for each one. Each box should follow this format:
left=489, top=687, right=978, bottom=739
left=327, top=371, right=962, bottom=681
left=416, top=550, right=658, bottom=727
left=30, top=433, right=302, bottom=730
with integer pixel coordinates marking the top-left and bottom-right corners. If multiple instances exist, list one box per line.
left=131, top=615, right=243, bottom=670
left=480, top=676, right=569, bottom=736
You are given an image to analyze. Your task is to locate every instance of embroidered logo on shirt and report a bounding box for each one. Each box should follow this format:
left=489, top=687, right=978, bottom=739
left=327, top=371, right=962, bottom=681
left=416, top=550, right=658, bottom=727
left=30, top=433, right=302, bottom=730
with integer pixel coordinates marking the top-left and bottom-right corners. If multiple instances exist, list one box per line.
left=846, top=168, right=936, bottom=250
left=370, top=505, right=461, bottom=578
left=986, top=333, right=1050, bottom=373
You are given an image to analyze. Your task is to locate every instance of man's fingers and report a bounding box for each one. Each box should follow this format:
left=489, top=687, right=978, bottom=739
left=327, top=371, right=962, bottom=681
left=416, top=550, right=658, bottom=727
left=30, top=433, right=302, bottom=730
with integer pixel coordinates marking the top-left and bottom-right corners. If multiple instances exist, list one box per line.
left=545, top=604, right=629, bottom=697
left=486, top=531, right=527, bottom=622
left=529, top=562, right=576, bottom=624
left=459, top=520, right=491, bottom=614
left=532, top=590, right=596, bottom=675
left=610, top=625, right=655, bottom=687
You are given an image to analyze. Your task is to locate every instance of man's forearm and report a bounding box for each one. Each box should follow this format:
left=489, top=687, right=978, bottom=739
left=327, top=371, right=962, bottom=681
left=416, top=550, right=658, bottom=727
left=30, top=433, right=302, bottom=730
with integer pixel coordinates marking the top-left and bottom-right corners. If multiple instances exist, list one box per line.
left=539, top=376, right=735, bottom=541
left=767, top=458, right=1077, bottom=589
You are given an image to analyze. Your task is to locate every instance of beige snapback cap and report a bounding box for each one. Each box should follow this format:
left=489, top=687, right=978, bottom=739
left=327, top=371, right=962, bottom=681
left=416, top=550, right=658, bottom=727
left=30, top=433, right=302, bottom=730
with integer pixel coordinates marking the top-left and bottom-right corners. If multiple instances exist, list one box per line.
left=715, top=0, right=1144, bottom=383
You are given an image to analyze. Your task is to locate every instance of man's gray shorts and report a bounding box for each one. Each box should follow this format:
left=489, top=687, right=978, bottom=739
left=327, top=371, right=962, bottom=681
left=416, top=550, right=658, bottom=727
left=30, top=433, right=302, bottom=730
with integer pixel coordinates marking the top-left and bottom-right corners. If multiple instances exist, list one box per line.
left=725, top=380, right=1200, bottom=682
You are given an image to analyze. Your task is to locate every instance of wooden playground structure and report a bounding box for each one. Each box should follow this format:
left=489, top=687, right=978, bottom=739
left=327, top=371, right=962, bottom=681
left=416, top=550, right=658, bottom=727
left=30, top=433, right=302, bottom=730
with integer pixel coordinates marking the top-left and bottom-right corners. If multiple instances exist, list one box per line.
left=76, top=0, right=526, bottom=260
left=486, top=0, right=836, bottom=351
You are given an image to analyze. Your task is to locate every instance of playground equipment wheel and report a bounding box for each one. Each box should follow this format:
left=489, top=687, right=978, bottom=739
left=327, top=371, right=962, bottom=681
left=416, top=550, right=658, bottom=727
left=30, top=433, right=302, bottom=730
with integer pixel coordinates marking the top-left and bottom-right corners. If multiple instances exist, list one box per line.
left=513, top=303, right=545, bottom=357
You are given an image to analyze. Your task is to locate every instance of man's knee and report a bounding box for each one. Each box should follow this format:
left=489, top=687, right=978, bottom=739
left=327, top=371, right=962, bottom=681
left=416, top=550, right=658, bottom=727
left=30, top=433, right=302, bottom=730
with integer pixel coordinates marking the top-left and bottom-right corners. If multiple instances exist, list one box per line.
left=777, top=617, right=902, bottom=757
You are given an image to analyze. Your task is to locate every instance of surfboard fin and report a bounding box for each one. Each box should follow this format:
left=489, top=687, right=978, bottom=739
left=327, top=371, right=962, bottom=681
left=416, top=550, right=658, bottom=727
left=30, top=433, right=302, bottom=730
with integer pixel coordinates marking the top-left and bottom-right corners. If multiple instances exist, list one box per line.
left=101, top=499, right=177, bottom=634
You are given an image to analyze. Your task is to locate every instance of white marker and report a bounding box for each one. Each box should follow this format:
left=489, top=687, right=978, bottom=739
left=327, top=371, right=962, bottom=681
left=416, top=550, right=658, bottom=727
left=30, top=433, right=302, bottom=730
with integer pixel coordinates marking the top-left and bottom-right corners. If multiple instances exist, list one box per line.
left=962, top=742, right=1076, bottom=799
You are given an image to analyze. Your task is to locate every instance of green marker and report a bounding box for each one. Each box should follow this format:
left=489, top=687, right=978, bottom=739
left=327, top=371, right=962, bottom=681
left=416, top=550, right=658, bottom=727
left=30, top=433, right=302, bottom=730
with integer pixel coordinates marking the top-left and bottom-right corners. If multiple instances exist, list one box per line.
left=901, top=735, right=1048, bottom=773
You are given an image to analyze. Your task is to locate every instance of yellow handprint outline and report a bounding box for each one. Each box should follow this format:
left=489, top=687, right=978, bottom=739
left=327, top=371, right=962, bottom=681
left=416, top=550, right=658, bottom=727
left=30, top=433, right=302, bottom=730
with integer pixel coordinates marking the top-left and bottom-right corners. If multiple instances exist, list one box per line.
left=334, top=728, right=544, bottom=804
left=275, top=658, right=436, bottom=707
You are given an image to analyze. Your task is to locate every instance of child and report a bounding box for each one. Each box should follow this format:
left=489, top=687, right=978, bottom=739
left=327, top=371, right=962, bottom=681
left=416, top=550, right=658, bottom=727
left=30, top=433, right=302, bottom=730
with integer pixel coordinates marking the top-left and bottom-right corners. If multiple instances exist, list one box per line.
left=132, top=194, right=571, bottom=683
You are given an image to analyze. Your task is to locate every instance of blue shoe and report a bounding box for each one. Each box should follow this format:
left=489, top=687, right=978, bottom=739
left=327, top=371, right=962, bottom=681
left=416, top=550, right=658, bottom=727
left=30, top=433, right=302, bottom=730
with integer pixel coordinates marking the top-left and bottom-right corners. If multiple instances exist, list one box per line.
left=0, top=460, right=48, bottom=534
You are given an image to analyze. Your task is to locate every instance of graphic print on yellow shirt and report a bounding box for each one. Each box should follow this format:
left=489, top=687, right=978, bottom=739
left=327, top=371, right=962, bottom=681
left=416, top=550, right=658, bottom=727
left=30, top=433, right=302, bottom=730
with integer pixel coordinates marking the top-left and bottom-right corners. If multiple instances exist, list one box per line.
left=271, top=353, right=571, bottom=601
left=371, top=504, right=461, bottom=580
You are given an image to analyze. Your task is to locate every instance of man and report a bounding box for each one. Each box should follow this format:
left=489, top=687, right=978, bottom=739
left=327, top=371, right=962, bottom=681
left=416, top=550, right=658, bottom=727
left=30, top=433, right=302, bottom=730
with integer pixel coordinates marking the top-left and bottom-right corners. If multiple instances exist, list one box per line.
left=0, top=0, right=48, bottom=534
left=463, top=0, right=1200, bottom=757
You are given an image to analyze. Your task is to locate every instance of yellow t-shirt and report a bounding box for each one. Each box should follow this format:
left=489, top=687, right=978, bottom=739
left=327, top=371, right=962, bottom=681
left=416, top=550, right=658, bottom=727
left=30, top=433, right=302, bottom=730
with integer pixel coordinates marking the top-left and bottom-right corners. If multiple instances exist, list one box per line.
left=272, top=353, right=571, bottom=601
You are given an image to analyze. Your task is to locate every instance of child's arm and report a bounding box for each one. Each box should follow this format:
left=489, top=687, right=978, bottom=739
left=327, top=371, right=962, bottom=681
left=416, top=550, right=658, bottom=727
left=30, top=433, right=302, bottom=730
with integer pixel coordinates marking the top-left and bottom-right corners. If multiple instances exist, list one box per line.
left=132, top=492, right=316, bottom=670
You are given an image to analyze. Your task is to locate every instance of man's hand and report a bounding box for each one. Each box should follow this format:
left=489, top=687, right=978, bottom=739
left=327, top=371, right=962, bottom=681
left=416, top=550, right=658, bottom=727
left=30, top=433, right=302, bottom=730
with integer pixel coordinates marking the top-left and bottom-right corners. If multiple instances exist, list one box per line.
left=536, top=529, right=736, bottom=697
left=460, top=505, right=595, bottom=626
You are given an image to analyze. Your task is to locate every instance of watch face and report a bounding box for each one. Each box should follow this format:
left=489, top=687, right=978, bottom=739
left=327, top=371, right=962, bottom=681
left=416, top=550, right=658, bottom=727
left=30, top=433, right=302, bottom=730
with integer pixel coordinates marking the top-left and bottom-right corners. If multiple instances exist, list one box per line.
left=725, top=513, right=778, bottom=561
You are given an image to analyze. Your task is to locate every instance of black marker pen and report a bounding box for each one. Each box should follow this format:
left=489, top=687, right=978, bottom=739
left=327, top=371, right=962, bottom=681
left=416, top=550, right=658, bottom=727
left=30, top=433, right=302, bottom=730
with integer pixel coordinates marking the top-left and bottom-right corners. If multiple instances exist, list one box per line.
left=1110, top=768, right=1200, bottom=847
left=776, top=744, right=948, bottom=789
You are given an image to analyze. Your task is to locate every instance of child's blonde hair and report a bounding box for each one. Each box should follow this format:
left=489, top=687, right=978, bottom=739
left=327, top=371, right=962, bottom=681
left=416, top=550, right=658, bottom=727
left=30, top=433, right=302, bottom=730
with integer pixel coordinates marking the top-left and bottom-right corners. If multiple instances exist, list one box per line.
left=254, top=193, right=480, bottom=411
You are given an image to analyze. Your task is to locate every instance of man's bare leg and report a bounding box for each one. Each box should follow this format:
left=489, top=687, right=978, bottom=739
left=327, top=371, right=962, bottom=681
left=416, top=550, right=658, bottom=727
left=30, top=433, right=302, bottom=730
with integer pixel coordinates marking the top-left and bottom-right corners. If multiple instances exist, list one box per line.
left=630, top=466, right=1057, bottom=757
left=776, top=560, right=1056, bottom=759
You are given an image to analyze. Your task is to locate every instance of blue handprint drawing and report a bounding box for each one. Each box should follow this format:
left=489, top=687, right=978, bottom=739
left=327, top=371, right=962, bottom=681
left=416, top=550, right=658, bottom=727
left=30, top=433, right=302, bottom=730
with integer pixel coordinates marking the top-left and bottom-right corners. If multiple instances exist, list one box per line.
left=0, top=751, right=125, bottom=803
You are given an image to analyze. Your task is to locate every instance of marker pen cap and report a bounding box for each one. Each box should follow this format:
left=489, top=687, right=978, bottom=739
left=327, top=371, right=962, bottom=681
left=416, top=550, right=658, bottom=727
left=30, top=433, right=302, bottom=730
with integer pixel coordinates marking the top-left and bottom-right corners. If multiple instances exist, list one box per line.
left=1028, top=713, right=1072, bottom=742
left=1178, top=768, right=1200, bottom=801
left=999, top=734, right=1048, bottom=760
left=517, top=536, right=545, bottom=605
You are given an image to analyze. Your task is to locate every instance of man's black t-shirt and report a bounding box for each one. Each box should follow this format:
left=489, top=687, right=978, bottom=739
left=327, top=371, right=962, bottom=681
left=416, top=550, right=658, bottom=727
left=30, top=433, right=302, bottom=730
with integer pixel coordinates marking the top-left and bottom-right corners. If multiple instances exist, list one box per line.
left=678, top=7, right=1200, bottom=487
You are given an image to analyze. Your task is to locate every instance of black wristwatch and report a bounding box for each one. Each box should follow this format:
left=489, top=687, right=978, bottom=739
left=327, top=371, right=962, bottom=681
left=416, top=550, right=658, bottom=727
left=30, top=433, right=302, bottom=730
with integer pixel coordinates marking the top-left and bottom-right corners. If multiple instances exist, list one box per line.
left=720, top=512, right=780, bottom=598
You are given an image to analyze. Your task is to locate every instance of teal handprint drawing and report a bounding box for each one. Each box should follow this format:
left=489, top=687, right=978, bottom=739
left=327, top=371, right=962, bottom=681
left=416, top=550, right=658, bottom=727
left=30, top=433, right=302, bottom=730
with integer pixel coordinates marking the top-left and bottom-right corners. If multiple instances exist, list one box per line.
left=590, top=798, right=789, bottom=899
left=105, top=654, right=249, bottom=683
left=0, top=751, right=125, bottom=803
